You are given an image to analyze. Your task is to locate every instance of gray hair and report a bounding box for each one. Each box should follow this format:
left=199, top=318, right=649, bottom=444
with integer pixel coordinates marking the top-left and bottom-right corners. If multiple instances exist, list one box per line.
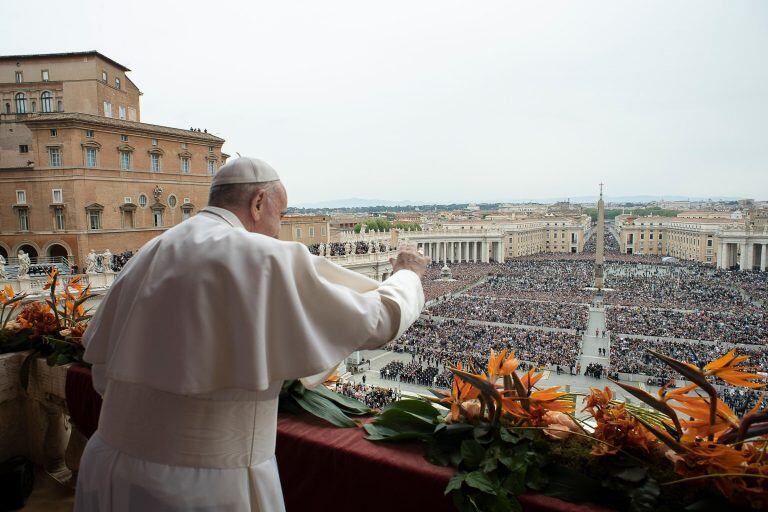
left=208, top=182, right=277, bottom=210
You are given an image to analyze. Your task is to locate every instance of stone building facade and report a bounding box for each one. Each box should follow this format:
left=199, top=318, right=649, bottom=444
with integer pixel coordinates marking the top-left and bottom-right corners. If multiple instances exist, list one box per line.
left=615, top=212, right=768, bottom=270
left=279, top=215, right=331, bottom=245
left=0, top=52, right=227, bottom=267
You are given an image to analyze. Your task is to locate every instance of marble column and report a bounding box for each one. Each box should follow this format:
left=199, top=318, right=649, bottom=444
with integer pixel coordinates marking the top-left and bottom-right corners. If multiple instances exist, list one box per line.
left=761, top=244, right=767, bottom=272
left=717, top=241, right=725, bottom=269
left=740, top=242, right=748, bottom=271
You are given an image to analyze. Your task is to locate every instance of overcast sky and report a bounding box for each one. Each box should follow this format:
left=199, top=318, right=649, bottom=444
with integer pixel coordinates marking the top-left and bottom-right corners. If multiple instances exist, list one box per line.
left=4, top=1, right=767, bottom=204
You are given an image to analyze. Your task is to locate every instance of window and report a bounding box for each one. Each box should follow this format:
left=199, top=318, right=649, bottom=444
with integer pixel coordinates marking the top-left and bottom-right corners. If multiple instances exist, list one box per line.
left=180, top=142, right=187, bottom=149
left=168, top=195, right=177, bottom=208
left=15, top=93, right=26, bottom=113
left=115, top=77, right=121, bottom=89
left=54, top=207, right=65, bottom=230
left=16, top=190, right=26, bottom=204
left=18, top=209, right=29, bottom=231
left=707, top=239, right=713, bottom=247
left=182, top=210, right=192, bottom=221
left=208, top=146, right=214, bottom=152
left=85, top=147, right=97, bottom=167
left=127, top=107, right=136, bottom=121
left=180, top=157, right=190, bottom=174
left=151, top=138, right=158, bottom=146
left=309, top=227, right=315, bottom=237
left=120, top=134, right=128, bottom=142
left=207, top=160, right=216, bottom=175
left=4, top=103, right=9, bottom=114
left=89, top=210, right=102, bottom=230
left=122, top=209, right=135, bottom=228
left=150, top=153, right=161, bottom=172
left=119, top=105, right=126, bottom=120
left=296, top=228, right=302, bottom=239
left=85, top=129, right=94, bottom=138
left=138, top=194, right=148, bottom=208
left=15, top=71, right=23, bottom=83
left=50, top=128, right=57, bottom=137
left=41, top=91, right=53, bottom=112
left=57, top=100, right=63, bottom=112
left=102, top=70, right=107, bottom=82
left=42, top=70, right=49, bottom=81
left=19, top=145, right=28, bottom=153
left=153, top=210, right=163, bottom=227
left=659, top=233, right=663, bottom=240
left=31, top=101, right=36, bottom=113
left=49, top=147, right=61, bottom=167
left=120, top=151, right=131, bottom=170
left=52, top=189, right=63, bottom=203
left=650, top=233, right=654, bottom=240
left=103, top=101, right=112, bottom=117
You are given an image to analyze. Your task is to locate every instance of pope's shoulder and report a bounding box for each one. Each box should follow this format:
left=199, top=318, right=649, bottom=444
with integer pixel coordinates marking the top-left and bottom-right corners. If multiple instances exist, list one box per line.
left=165, top=213, right=312, bottom=262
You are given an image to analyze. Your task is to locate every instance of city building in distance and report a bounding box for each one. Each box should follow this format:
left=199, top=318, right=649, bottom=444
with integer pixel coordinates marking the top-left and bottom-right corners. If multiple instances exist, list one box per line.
left=0, top=51, right=227, bottom=268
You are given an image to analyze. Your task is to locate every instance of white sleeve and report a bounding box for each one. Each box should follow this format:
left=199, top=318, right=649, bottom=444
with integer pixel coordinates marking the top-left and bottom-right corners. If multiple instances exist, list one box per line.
left=299, top=269, right=424, bottom=388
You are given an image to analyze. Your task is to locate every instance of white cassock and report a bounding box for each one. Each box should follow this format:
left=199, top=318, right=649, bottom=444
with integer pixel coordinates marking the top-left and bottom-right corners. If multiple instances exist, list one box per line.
left=75, top=206, right=424, bottom=512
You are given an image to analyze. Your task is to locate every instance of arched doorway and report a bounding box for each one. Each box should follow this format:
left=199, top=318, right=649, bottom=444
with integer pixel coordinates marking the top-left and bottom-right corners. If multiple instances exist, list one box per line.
left=18, top=244, right=38, bottom=262
left=47, top=244, right=69, bottom=260
left=0, top=245, right=8, bottom=261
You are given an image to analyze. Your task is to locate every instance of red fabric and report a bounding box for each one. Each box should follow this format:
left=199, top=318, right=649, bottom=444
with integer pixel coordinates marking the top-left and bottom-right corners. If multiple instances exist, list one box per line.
left=276, top=414, right=612, bottom=512
left=65, top=367, right=610, bottom=512
left=65, top=364, right=103, bottom=438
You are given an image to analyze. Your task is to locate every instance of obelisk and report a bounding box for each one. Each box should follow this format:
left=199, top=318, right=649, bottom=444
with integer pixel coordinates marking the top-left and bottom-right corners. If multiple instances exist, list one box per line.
left=594, top=183, right=605, bottom=290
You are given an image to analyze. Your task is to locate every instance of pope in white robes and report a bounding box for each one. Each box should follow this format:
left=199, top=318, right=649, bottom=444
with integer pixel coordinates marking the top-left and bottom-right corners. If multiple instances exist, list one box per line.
left=75, top=157, right=428, bottom=512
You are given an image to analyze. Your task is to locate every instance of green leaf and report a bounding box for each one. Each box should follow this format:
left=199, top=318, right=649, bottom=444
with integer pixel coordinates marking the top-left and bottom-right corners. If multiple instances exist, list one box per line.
left=460, top=440, right=486, bottom=469
left=499, top=428, right=519, bottom=444
left=309, top=384, right=371, bottom=415
left=291, top=386, right=357, bottom=427
left=465, top=470, right=496, bottom=494
left=445, top=472, right=466, bottom=494
left=503, top=467, right=526, bottom=495
left=380, top=399, right=440, bottom=422
left=540, top=464, right=603, bottom=502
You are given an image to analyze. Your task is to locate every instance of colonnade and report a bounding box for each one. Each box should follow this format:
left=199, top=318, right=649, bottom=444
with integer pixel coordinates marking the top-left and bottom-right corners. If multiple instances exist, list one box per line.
left=414, top=240, right=504, bottom=263
left=718, top=240, right=768, bottom=271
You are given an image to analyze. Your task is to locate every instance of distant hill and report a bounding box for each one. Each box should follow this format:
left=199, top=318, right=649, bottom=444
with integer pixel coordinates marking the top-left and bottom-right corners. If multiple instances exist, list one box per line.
left=292, top=197, right=427, bottom=208
left=292, top=195, right=744, bottom=209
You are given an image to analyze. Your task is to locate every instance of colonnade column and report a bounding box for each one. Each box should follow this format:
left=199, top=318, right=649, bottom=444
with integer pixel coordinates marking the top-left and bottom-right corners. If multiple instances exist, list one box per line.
left=761, top=244, right=768, bottom=272
left=739, top=241, right=748, bottom=271
left=717, top=241, right=725, bottom=269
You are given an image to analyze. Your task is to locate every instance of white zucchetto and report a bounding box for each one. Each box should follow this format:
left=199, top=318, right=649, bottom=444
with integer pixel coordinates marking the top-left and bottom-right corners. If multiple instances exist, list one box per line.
left=210, top=157, right=281, bottom=187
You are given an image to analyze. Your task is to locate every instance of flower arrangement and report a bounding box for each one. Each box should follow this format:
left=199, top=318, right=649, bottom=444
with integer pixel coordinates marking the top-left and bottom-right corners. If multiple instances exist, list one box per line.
left=362, top=348, right=768, bottom=511
left=0, top=270, right=96, bottom=387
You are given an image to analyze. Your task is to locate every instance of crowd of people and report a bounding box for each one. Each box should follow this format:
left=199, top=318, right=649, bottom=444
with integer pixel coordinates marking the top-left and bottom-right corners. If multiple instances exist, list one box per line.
left=387, top=319, right=582, bottom=370
left=332, top=381, right=401, bottom=409
left=426, top=296, right=588, bottom=330
left=609, top=336, right=768, bottom=379
left=606, top=306, right=767, bottom=345
left=421, top=262, right=500, bottom=301
left=379, top=360, right=444, bottom=387
left=473, top=260, right=594, bottom=303
left=306, top=241, right=390, bottom=256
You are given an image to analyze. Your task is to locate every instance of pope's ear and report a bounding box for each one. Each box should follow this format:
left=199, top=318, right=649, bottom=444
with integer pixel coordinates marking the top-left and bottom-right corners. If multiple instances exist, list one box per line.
left=250, top=189, right=267, bottom=215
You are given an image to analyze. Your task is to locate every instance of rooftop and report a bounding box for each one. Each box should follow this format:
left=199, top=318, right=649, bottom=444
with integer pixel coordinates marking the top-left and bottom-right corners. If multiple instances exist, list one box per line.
left=0, top=51, right=130, bottom=72
left=5, top=112, right=224, bottom=143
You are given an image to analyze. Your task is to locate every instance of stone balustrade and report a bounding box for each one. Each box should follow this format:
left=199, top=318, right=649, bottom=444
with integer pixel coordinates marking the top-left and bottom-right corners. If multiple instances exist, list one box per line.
left=0, top=272, right=117, bottom=297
